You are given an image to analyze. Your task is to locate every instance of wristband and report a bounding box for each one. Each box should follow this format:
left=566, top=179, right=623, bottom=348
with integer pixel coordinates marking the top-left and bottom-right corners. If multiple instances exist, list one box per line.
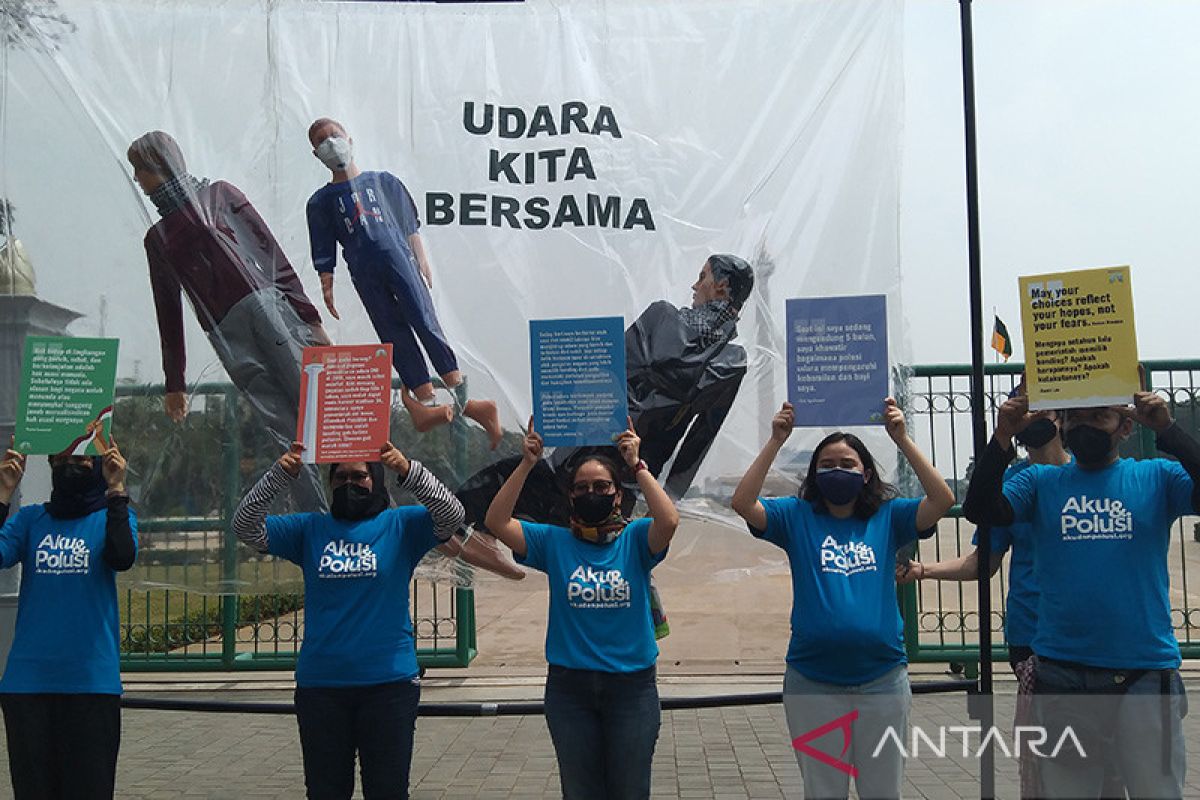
left=632, top=460, right=648, bottom=475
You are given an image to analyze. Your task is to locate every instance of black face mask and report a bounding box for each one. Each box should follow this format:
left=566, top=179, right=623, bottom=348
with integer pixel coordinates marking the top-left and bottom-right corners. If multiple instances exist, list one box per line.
left=330, top=483, right=387, bottom=521
left=571, top=492, right=617, bottom=526
left=47, top=459, right=108, bottom=519
left=1015, top=418, right=1058, bottom=450
left=1065, top=424, right=1116, bottom=465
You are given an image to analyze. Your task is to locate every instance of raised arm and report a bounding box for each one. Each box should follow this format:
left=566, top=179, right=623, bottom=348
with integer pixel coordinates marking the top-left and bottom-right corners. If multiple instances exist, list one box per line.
left=100, top=437, right=136, bottom=571
left=233, top=443, right=302, bottom=553
left=884, top=397, right=954, bottom=531
left=484, top=418, right=542, bottom=558
left=381, top=442, right=464, bottom=539
left=616, top=417, right=679, bottom=555
left=1127, top=391, right=1200, bottom=513
left=731, top=403, right=793, bottom=531
left=962, top=395, right=1043, bottom=527
left=0, top=445, right=27, bottom=569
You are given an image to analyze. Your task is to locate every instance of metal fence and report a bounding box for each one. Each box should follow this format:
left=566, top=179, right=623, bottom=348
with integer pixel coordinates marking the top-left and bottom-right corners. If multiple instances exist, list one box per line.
left=115, top=361, right=1200, bottom=673
left=899, top=359, right=1200, bottom=673
left=114, top=380, right=477, bottom=671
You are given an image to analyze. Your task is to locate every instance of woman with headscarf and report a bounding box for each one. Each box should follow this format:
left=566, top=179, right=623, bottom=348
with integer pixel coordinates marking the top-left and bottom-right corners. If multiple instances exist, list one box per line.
left=484, top=416, right=679, bottom=800
left=128, top=130, right=330, bottom=510
left=0, top=439, right=137, bottom=799
left=232, top=440, right=464, bottom=799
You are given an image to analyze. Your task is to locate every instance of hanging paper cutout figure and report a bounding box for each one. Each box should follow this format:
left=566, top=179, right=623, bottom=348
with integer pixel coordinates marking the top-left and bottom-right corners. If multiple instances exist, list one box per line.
left=456, top=254, right=755, bottom=526
left=129, top=131, right=330, bottom=511
left=304, top=118, right=503, bottom=449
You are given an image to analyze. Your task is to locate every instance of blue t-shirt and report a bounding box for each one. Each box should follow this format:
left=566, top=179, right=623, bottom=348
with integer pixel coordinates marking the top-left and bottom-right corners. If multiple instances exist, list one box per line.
left=0, top=504, right=139, bottom=694
left=754, top=496, right=922, bottom=685
left=972, top=461, right=1039, bottom=647
left=516, top=519, right=666, bottom=673
left=1003, top=457, right=1193, bottom=669
left=266, top=506, right=439, bottom=687
left=305, top=171, right=422, bottom=276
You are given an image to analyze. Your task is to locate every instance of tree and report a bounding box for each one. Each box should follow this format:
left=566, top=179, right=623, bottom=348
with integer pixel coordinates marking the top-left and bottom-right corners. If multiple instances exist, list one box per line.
left=1, top=0, right=75, bottom=50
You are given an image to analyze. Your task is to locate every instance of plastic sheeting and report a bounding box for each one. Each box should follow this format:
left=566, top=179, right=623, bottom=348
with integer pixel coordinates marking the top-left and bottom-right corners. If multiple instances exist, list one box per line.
left=0, top=0, right=906, bottom=592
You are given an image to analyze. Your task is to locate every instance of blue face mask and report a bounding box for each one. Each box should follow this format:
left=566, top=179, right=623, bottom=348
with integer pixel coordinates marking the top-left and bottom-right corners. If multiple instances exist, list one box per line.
left=815, top=467, right=866, bottom=507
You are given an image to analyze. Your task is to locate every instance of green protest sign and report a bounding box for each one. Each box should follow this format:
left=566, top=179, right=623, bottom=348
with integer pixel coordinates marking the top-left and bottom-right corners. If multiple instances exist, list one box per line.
left=15, top=336, right=120, bottom=455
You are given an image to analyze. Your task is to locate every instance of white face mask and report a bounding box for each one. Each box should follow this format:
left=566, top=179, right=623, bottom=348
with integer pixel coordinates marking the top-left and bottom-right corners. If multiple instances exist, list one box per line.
left=315, top=136, right=353, bottom=171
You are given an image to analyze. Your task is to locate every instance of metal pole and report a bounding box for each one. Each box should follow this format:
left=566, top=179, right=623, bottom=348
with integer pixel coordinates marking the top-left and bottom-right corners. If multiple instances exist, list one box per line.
left=957, top=0, right=995, bottom=797
left=221, top=386, right=242, bottom=668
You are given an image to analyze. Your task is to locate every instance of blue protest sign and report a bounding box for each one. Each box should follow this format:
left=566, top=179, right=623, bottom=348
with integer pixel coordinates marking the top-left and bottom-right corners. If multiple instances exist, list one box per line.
left=786, top=295, right=888, bottom=426
left=530, top=317, right=628, bottom=446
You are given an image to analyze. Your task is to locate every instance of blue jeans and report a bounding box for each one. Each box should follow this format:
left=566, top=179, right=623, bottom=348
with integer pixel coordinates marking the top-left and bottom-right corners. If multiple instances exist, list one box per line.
left=543, top=664, right=661, bottom=800
left=1034, top=658, right=1187, bottom=799
left=350, top=256, right=457, bottom=390
left=293, top=677, right=421, bottom=800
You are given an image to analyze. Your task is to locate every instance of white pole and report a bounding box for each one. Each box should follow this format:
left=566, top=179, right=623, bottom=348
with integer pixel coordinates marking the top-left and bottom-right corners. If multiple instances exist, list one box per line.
left=301, top=363, right=325, bottom=463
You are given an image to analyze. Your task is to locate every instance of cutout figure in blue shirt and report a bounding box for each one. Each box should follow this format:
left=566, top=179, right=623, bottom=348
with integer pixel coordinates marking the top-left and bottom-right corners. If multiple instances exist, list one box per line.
left=304, top=118, right=502, bottom=448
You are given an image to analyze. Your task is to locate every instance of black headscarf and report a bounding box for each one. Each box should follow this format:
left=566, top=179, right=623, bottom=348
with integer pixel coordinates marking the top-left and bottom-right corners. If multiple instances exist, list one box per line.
left=327, top=461, right=390, bottom=520
left=45, top=456, right=109, bottom=519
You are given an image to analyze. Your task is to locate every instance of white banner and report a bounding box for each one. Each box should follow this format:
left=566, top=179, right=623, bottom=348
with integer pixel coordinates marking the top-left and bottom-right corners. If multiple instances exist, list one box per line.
left=2, top=0, right=905, bottom=589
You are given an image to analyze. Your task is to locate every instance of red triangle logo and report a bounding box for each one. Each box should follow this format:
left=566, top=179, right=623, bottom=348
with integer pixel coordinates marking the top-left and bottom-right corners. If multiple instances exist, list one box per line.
left=791, top=709, right=859, bottom=778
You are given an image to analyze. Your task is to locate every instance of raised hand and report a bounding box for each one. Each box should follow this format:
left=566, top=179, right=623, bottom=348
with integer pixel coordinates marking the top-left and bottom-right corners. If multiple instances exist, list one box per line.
left=614, top=416, right=641, bottom=468
left=883, top=397, right=907, bottom=444
left=380, top=441, right=411, bottom=478
left=0, top=440, right=26, bottom=503
left=994, top=394, right=1050, bottom=441
left=1119, top=391, right=1173, bottom=433
left=522, top=417, right=544, bottom=465
left=277, top=442, right=304, bottom=478
left=770, top=402, right=794, bottom=444
left=101, top=436, right=127, bottom=492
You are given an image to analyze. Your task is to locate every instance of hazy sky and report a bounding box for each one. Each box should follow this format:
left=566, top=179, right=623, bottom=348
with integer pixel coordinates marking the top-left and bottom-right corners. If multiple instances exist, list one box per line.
left=900, top=0, right=1200, bottom=365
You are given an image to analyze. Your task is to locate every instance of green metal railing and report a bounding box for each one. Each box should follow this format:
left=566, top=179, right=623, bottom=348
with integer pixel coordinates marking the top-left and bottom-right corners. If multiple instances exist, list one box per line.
left=114, top=380, right=477, bottom=671
left=899, top=359, right=1200, bottom=674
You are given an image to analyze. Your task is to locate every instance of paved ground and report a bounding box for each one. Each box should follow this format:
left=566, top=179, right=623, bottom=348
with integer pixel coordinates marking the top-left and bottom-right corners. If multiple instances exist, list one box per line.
left=2, top=670, right=1200, bottom=798
left=5, top=514, right=1199, bottom=798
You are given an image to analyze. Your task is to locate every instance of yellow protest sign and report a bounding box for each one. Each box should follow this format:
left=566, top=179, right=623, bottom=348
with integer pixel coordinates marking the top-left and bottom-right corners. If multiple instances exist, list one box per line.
left=1018, top=265, right=1139, bottom=409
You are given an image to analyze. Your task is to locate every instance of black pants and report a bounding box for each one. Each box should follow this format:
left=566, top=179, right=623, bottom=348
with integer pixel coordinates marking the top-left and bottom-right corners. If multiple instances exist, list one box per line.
left=0, top=692, right=121, bottom=800
left=294, top=678, right=421, bottom=800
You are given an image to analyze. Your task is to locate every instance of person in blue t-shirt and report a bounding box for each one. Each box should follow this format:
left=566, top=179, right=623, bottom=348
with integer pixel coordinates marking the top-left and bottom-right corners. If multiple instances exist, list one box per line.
left=304, top=117, right=502, bottom=448
left=0, top=438, right=138, bottom=800
left=900, top=394, right=1069, bottom=799
left=964, top=390, right=1200, bottom=799
left=899, top=401, right=1068, bottom=671
left=484, top=416, right=679, bottom=800
left=731, top=399, right=953, bottom=800
left=233, top=440, right=464, bottom=800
